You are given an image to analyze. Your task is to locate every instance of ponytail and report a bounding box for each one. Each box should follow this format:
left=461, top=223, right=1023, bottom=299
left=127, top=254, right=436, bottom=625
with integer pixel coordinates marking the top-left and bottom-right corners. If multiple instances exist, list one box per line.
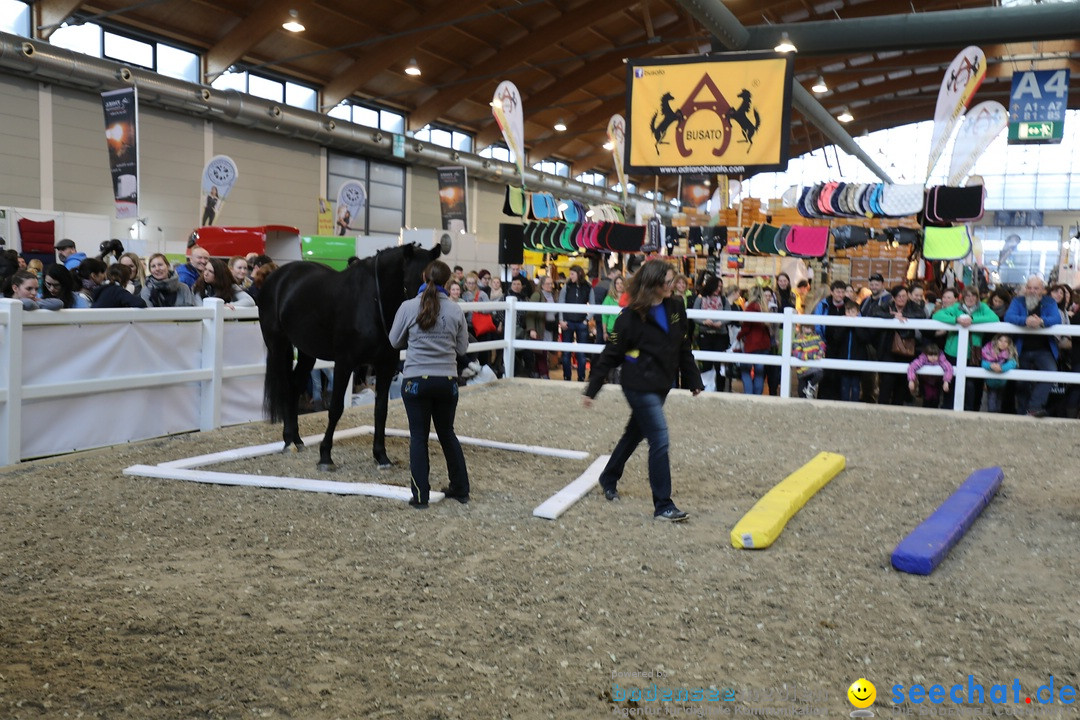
left=417, top=260, right=451, bottom=330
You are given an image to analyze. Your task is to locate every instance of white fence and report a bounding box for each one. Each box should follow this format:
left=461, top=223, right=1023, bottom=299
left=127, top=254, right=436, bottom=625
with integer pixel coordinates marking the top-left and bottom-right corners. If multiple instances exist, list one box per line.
left=3, top=296, right=1079, bottom=466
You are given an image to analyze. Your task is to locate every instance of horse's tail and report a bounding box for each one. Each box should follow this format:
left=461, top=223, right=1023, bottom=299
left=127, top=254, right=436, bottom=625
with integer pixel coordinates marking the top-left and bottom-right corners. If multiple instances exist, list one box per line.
left=263, top=330, right=294, bottom=424
left=650, top=111, right=659, bottom=136
left=752, top=108, right=761, bottom=131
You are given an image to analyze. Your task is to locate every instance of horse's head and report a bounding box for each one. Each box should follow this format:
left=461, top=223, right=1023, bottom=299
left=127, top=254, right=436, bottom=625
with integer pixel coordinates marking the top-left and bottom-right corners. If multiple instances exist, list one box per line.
left=661, top=92, right=674, bottom=103
left=398, top=241, right=448, bottom=298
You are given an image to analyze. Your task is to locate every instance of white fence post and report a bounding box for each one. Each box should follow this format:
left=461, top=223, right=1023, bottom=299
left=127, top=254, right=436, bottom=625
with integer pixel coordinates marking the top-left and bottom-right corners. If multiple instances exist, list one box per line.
left=779, top=307, right=795, bottom=398
left=200, top=299, right=224, bottom=431
left=953, top=325, right=970, bottom=411
left=0, top=300, right=23, bottom=466
left=503, top=295, right=516, bottom=379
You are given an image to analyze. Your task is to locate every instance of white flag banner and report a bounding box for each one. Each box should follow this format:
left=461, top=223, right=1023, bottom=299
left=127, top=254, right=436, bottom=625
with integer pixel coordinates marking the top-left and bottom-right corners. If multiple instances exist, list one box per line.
left=335, top=179, right=366, bottom=237
left=491, top=81, right=525, bottom=180
left=947, top=100, right=1007, bottom=186
left=200, top=155, right=238, bottom=226
left=607, top=114, right=627, bottom=204
left=927, top=46, right=985, bottom=181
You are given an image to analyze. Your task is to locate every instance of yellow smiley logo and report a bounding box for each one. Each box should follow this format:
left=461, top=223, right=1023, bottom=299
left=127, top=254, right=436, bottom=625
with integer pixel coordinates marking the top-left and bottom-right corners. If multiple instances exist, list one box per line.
left=847, top=678, right=876, bottom=709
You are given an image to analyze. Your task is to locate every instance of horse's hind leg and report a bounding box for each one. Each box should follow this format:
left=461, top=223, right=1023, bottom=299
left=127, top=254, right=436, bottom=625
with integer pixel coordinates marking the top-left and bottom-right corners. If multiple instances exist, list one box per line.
left=284, top=353, right=316, bottom=452
left=316, top=364, right=354, bottom=471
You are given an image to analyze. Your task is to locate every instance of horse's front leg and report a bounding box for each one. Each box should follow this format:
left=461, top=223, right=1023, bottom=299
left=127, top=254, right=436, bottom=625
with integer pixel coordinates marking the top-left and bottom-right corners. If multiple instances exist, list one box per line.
left=371, top=359, right=395, bottom=468
left=317, top=364, right=353, bottom=471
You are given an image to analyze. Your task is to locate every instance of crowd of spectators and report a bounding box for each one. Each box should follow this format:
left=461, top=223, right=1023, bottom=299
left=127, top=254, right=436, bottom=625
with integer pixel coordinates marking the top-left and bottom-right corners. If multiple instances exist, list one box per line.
left=4, top=238, right=1078, bottom=419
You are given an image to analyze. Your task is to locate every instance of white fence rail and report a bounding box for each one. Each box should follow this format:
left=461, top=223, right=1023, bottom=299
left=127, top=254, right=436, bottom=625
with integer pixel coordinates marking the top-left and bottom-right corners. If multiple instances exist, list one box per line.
left=3, top=296, right=1079, bottom=466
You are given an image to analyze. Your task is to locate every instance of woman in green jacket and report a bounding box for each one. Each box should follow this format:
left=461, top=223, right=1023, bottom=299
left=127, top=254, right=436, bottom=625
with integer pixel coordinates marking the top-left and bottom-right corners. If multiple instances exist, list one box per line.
left=931, top=285, right=998, bottom=411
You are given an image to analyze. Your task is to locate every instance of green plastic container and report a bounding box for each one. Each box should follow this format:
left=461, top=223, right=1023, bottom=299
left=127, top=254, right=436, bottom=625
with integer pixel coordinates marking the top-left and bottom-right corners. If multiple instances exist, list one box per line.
left=301, top=235, right=355, bottom=270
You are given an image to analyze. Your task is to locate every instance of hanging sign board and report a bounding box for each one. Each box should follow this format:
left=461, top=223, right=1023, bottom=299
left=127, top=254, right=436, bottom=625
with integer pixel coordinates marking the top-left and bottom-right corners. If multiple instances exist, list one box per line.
left=1008, top=69, right=1069, bottom=145
left=625, top=52, right=793, bottom=176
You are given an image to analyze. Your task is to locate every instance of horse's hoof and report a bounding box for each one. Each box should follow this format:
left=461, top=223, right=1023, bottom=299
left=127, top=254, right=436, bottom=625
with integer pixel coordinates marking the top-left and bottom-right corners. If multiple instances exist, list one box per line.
left=376, top=461, right=393, bottom=470
left=317, top=462, right=337, bottom=472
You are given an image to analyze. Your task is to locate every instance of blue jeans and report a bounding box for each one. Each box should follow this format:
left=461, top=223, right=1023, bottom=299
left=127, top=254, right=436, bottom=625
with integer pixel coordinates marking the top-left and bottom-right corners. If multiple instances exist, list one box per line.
left=401, top=376, right=469, bottom=504
left=741, top=364, right=765, bottom=394
left=1016, top=348, right=1057, bottom=414
left=598, top=389, right=676, bottom=515
left=839, top=372, right=861, bottom=402
left=561, top=320, right=589, bottom=381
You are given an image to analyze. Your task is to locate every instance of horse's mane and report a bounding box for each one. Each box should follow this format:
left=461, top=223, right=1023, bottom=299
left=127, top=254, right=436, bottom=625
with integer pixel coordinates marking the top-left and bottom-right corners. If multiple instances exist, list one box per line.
left=347, top=243, right=422, bottom=275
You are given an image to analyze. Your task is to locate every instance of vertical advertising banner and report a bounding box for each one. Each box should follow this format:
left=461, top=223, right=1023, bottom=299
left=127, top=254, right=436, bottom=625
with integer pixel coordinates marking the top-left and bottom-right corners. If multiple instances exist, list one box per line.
left=926, top=46, right=985, bottom=179
left=317, top=198, right=334, bottom=236
left=101, top=87, right=139, bottom=219
left=200, top=155, right=239, bottom=226
left=948, top=101, right=1007, bottom=186
left=607, top=114, right=628, bottom=204
left=679, top=174, right=713, bottom=212
left=335, top=180, right=366, bottom=236
left=625, top=52, right=793, bottom=175
left=491, top=80, right=525, bottom=179
left=436, top=166, right=468, bottom=233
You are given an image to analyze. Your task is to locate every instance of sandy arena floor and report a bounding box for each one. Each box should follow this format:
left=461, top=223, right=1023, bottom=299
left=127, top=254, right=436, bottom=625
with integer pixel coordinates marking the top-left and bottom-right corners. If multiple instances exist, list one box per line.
left=2, top=379, right=1079, bottom=719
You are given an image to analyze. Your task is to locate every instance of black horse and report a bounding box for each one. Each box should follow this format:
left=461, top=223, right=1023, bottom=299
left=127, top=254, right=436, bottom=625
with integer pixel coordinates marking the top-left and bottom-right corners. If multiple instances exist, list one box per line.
left=259, top=241, right=447, bottom=470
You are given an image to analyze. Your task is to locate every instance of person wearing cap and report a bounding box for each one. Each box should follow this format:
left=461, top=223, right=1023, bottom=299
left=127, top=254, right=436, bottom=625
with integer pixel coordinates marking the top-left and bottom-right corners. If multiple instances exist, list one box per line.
left=56, top=239, right=87, bottom=271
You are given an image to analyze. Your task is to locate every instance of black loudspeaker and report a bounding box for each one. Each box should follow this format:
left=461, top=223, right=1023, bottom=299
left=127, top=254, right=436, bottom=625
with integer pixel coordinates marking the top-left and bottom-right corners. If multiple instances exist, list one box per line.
left=499, top=223, right=524, bottom=264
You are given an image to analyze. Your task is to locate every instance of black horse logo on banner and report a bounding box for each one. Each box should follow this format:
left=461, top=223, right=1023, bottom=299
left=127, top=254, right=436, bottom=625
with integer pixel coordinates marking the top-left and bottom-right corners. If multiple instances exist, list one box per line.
left=726, top=89, right=761, bottom=152
left=650, top=92, right=684, bottom=153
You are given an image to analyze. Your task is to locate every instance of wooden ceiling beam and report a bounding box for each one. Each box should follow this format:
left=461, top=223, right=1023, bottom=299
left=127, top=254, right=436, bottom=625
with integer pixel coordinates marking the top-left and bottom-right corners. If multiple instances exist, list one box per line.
left=321, top=0, right=491, bottom=110
left=36, top=0, right=85, bottom=40
left=473, top=15, right=686, bottom=148
left=407, top=0, right=641, bottom=132
left=205, top=0, right=311, bottom=80
left=528, top=96, right=625, bottom=160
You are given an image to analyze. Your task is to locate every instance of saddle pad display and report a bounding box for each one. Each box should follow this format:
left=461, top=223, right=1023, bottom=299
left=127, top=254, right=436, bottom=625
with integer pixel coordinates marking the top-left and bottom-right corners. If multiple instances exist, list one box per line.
left=880, top=183, right=925, bottom=217
left=503, top=185, right=526, bottom=217
left=17, top=218, right=56, bottom=254
left=785, top=226, right=829, bottom=258
left=923, top=225, right=972, bottom=261
left=926, top=185, right=985, bottom=223
left=530, top=192, right=559, bottom=221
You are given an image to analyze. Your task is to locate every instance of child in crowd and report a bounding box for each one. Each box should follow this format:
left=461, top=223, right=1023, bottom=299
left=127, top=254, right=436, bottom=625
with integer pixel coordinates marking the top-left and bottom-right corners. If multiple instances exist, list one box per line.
left=791, top=323, right=825, bottom=399
left=981, top=334, right=1018, bottom=413
left=907, top=343, right=954, bottom=408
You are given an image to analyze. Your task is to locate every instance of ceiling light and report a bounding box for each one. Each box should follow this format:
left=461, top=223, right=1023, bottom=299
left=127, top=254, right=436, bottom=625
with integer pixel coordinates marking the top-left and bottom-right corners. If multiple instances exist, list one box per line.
left=282, top=9, right=305, bottom=33
left=405, top=58, right=421, bottom=77
left=837, top=106, right=854, bottom=123
left=774, top=32, right=796, bottom=53
left=603, top=141, right=613, bottom=150
left=553, top=119, right=567, bottom=132
left=811, top=75, right=828, bottom=94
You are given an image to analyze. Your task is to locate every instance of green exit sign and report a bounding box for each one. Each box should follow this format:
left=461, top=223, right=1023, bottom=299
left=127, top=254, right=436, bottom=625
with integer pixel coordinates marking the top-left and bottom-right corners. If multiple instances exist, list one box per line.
left=1008, top=120, right=1064, bottom=144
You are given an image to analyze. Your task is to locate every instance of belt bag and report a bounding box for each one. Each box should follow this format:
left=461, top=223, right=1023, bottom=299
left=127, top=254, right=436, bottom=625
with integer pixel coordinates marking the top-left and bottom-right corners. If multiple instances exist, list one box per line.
left=831, top=225, right=870, bottom=249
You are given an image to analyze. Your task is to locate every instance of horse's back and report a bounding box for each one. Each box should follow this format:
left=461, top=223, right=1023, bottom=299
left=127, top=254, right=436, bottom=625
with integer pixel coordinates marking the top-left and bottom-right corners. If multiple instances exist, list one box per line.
left=259, top=262, right=353, bottom=360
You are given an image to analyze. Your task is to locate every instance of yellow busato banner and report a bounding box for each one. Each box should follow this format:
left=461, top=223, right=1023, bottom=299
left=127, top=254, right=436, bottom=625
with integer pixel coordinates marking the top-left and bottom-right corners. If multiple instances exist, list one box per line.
left=626, top=52, right=793, bottom=175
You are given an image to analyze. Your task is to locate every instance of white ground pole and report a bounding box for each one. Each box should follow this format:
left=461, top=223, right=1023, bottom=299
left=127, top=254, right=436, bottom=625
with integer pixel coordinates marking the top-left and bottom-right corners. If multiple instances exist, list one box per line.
left=124, top=425, right=592, bottom=509
left=533, top=454, right=610, bottom=520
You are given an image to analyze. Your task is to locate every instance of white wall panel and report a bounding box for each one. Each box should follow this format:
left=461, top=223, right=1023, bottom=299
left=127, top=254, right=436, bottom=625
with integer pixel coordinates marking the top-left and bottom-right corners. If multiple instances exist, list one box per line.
left=212, top=124, right=320, bottom=233
left=0, top=76, right=40, bottom=208
left=51, top=86, right=113, bottom=216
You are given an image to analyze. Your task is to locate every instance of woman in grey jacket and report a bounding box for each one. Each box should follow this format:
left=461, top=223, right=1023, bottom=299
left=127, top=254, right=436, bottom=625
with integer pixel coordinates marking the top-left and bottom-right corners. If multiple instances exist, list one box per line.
left=389, top=260, right=471, bottom=508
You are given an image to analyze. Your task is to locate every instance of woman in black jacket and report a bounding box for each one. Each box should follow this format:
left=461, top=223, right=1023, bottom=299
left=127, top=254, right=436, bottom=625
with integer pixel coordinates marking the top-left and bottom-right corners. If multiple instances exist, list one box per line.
left=583, top=260, right=704, bottom=522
